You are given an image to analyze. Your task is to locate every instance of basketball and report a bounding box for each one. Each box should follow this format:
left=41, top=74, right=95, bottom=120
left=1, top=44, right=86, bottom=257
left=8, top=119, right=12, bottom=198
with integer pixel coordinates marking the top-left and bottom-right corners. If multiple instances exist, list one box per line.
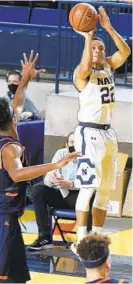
left=69, top=3, right=98, bottom=32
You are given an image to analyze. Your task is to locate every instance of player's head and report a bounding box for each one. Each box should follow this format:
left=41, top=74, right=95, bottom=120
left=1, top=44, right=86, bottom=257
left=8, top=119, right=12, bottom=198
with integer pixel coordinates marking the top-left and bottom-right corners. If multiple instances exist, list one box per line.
left=6, top=70, right=22, bottom=96
left=77, top=234, right=111, bottom=279
left=92, top=37, right=106, bottom=64
left=0, top=97, right=16, bottom=131
left=66, top=131, right=75, bottom=153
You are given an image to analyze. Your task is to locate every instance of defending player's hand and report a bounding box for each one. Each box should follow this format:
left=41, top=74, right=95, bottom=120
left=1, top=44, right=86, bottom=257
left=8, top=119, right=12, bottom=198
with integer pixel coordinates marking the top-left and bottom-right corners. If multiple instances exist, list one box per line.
left=21, top=50, right=46, bottom=79
left=98, top=6, right=112, bottom=31
left=56, top=152, right=80, bottom=168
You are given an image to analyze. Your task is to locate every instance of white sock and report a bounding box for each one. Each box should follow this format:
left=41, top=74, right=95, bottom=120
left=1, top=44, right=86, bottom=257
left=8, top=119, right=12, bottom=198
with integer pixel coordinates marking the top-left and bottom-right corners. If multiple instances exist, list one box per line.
left=77, top=226, right=87, bottom=244
left=92, top=226, right=103, bottom=234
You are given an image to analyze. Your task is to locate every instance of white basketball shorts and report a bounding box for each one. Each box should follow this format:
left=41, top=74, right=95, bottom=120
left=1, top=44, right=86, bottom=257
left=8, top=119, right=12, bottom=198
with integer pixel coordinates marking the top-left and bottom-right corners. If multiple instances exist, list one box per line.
left=74, top=125, right=118, bottom=190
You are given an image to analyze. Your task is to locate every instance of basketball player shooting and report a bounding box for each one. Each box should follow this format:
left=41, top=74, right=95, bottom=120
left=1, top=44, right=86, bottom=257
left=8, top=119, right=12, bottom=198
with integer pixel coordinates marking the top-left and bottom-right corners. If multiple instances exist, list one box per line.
left=71, top=6, right=131, bottom=253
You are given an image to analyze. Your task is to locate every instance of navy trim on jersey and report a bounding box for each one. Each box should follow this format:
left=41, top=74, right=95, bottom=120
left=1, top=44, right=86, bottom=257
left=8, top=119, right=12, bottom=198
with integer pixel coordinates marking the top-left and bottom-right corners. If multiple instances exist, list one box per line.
left=86, top=278, right=129, bottom=283
left=92, top=67, right=104, bottom=71
left=80, top=127, right=86, bottom=155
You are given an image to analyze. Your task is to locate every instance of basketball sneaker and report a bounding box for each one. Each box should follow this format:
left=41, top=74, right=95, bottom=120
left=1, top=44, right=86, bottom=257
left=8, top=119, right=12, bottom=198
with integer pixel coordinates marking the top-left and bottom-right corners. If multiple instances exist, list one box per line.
left=28, top=236, right=52, bottom=250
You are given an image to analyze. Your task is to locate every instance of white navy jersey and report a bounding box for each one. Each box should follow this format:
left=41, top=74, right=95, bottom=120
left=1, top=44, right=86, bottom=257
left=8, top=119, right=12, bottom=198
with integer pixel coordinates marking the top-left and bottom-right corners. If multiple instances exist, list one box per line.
left=76, top=63, right=115, bottom=125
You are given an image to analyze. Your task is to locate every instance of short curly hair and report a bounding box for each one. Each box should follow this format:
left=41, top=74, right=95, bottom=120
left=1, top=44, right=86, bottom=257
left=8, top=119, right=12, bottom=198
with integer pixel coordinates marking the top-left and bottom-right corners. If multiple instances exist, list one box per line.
left=0, top=97, right=13, bottom=130
left=77, top=234, right=111, bottom=261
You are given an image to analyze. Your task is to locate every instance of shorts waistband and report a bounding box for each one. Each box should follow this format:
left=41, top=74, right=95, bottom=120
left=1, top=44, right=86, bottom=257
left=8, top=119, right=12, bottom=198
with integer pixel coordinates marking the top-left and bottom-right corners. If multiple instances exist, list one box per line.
left=79, top=122, right=111, bottom=130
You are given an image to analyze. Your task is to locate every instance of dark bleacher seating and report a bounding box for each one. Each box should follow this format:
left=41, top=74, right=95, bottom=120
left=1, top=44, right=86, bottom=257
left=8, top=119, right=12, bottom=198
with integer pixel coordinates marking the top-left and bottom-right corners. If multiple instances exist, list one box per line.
left=0, top=3, right=131, bottom=83
left=0, top=1, right=29, bottom=7
left=109, top=12, right=132, bottom=38
left=30, top=8, right=67, bottom=26
left=0, top=5, right=30, bottom=23
left=31, top=1, right=58, bottom=9
left=0, top=24, right=40, bottom=68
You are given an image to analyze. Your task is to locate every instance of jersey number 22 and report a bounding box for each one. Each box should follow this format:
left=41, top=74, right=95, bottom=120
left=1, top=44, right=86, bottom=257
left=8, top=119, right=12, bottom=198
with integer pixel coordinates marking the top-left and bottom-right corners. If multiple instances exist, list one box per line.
left=101, top=86, right=115, bottom=104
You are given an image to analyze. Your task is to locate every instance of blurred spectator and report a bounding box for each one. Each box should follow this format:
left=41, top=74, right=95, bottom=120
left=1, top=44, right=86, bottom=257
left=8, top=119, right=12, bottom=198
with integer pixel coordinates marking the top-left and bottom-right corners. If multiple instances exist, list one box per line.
left=77, top=234, right=129, bottom=283
left=6, top=70, right=40, bottom=121
left=28, top=132, right=95, bottom=250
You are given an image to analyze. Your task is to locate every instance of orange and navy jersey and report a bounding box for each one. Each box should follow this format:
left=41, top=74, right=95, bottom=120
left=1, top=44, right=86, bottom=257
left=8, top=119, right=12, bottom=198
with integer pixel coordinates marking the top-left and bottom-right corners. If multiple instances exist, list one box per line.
left=86, top=277, right=129, bottom=283
left=0, top=135, right=27, bottom=217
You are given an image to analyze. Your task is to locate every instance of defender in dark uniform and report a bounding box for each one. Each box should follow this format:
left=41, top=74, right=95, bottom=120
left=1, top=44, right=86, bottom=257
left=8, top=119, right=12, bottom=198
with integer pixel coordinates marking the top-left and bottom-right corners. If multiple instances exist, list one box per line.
left=0, top=51, right=79, bottom=283
left=0, top=136, right=30, bottom=283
